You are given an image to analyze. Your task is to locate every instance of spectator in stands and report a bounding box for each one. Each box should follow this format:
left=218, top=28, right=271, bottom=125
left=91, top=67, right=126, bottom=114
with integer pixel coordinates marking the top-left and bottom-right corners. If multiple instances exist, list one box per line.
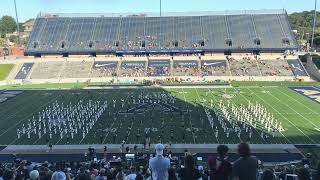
left=313, top=162, right=320, bottom=180
left=30, top=170, right=40, bottom=180
left=168, top=168, right=178, bottom=180
left=298, top=167, right=311, bottom=180
left=232, top=142, right=258, bottom=180
left=75, top=172, right=91, bottom=180
left=0, top=168, right=3, bottom=180
left=208, top=144, right=232, bottom=180
left=126, top=167, right=137, bottom=180
left=95, top=168, right=107, bottom=180
left=149, top=143, right=170, bottom=180
left=261, top=169, right=275, bottom=180
left=198, top=166, right=208, bottom=180
left=278, top=166, right=291, bottom=180
left=3, top=169, right=15, bottom=180
left=136, top=173, right=144, bottom=180
left=51, top=171, right=66, bottom=180
left=115, top=168, right=125, bottom=180
left=178, top=155, right=201, bottom=180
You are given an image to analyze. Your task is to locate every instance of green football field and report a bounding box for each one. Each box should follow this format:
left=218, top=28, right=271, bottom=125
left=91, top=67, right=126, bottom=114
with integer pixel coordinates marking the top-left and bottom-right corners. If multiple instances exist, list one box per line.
left=0, top=64, right=14, bottom=81
left=0, top=87, right=319, bottom=145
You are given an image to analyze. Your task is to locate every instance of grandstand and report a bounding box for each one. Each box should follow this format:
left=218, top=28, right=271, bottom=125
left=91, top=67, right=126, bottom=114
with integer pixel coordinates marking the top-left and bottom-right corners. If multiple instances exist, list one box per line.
left=25, top=10, right=298, bottom=56
left=90, top=61, right=118, bottom=77
left=1, top=8, right=319, bottom=172
left=172, top=60, right=199, bottom=76
left=60, top=60, right=93, bottom=78
left=3, top=55, right=307, bottom=83
left=119, top=61, right=147, bottom=77
left=29, top=61, right=64, bottom=79
left=0, top=54, right=307, bottom=85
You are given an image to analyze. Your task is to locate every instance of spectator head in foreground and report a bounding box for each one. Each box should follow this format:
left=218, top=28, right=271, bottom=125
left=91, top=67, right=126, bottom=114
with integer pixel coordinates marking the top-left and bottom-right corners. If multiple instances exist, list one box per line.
left=217, top=144, right=229, bottom=158
left=238, top=142, right=251, bottom=158
left=179, top=155, right=201, bottom=180
left=315, top=162, right=320, bottom=180
left=30, top=170, right=40, bottom=180
left=149, top=143, right=170, bottom=180
left=155, top=143, right=164, bottom=156
left=232, top=142, right=258, bottom=180
left=184, top=155, right=195, bottom=169
left=208, top=144, right=232, bottom=180
left=261, top=169, right=275, bottom=180
left=51, top=171, right=66, bottom=180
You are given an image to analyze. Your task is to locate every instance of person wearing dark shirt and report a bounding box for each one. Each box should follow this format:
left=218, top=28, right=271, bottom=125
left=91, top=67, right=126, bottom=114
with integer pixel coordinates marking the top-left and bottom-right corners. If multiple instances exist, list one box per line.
left=179, top=155, right=201, bottom=180
left=208, top=145, right=232, bottom=180
left=168, top=168, right=178, bottom=180
left=261, top=169, right=275, bottom=180
left=232, top=143, right=258, bottom=180
left=298, top=167, right=311, bottom=180
left=314, top=162, right=320, bottom=180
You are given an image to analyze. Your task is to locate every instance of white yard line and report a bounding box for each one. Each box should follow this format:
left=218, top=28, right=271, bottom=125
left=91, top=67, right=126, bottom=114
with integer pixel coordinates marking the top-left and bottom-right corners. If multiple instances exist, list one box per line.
left=195, top=88, right=220, bottom=144
left=9, top=138, right=18, bottom=145
left=55, top=91, right=99, bottom=145
left=2, top=93, right=62, bottom=143
left=82, top=89, right=133, bottom=144
left=78, top=91, right=128, bottom=145
left=0, top=91, right=43, bottom=137
left=236, top=89, right=285, bottom=144
left=266, top=89, right=320, bottom=129
left=101, top=118, right=117, bottom=144
left=274, top=113, right=319, bottom=115
left=246, top=88, right=316, bottom=144
left=9, top=94, right=63, bottom=145
left=208, top=88, right=268, bottom=144
left=276, top=88, right=320, bottom=116
left=181, top=88, right=196, bottom=144
left=206, top=88, right=240, bottom=143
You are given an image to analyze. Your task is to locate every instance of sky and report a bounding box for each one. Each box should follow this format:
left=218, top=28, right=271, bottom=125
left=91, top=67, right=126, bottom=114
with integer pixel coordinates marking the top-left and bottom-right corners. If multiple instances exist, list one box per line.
left=0, top=0, right=318, bottom=22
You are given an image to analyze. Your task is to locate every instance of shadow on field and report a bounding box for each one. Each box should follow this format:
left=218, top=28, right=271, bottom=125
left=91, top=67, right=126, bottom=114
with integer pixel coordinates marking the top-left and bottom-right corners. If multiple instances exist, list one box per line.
left=0, top=88, right=318, bottom=146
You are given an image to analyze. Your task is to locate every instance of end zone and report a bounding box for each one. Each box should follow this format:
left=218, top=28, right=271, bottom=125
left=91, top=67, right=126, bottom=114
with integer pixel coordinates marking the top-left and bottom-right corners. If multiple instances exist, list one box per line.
left=289, top=86, right=320, bottom=104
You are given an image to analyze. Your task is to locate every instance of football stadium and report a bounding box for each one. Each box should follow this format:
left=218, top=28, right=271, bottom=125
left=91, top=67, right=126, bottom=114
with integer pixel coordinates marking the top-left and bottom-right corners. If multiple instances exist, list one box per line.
left=0, top=0, right=320, bottom=179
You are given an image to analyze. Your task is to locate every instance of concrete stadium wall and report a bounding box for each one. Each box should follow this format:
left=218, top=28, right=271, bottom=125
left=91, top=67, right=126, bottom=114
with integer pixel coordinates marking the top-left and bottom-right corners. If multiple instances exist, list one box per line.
left=2, top=75, right=311, bottom=86
left=306, top=56, right=320, bottom=81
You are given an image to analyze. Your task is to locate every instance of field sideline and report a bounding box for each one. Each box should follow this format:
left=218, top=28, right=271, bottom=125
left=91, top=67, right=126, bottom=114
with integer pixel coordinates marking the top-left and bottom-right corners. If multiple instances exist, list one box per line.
left=0, top=81, right=320, bottom=90
left=0, top=86, right=319, bottom=145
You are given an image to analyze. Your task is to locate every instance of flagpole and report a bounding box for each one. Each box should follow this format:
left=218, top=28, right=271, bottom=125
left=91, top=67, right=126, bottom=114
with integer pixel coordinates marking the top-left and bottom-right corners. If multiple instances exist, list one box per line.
left=311, top=0, right=317, bottom=49
left=14, top=0, right=21, bottom=47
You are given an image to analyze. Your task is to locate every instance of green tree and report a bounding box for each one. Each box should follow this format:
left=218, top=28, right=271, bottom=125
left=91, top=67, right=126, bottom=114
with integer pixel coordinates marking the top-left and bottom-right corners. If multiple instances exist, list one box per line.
left=289, top=11, right=320, bottom=35
left=308, top=33, right=320, bottom=47
left=0, top=16, right=17, bottom=35
left=9, top=35, right=18, bottom=44
left=19, top=23, right=25, bottom=32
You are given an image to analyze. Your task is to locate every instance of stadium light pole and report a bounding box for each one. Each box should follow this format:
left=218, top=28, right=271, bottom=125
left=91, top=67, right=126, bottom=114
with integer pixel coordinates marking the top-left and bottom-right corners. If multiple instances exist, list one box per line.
left=160, top=0, right=162, bottom=17
left=14, top=0, right=21, bottom=47
left=311, top=0, right=317, bottom=49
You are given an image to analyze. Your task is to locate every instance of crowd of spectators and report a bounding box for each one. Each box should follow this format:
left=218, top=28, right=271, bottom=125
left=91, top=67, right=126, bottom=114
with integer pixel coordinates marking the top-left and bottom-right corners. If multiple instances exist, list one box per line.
left=0, top=142, right=318, bottom=180
left=119, top=63, right=147, bottom=77
left=90, top=64, right=118, bottom=77
left=147, top=66, right=170, bottom=76
left=172, top=63, right=199, bottom=76
left=227, top=56, right=261, bottom=76
left=201, top=62, right=230, bottom=76
left=258, top=60, right=292, bottom=76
